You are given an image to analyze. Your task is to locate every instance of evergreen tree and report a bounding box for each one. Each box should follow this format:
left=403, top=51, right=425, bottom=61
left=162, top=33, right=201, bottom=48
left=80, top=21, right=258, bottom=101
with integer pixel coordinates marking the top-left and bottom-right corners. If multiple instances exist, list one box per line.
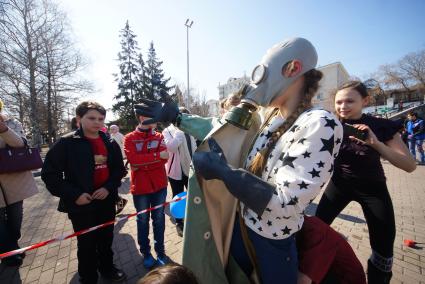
left=145, top=41, right=173, bottom=102
left=112, top=21, right=142, bottom=128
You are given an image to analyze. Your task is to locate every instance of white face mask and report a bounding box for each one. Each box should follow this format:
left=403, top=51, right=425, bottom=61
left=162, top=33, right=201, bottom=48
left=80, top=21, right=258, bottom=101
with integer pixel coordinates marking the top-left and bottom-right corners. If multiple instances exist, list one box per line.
left=243, top=37, right=318, bottom=108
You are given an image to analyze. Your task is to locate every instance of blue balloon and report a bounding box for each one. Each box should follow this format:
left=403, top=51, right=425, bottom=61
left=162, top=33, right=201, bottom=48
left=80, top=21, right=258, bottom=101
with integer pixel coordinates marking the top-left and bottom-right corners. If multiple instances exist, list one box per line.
left=170, top=191, right=187, bottom=219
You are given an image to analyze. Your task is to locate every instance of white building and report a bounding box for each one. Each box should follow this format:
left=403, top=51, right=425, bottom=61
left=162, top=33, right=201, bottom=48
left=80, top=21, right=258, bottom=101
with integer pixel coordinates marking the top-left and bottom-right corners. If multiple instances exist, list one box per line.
left=218, top=74, right=250, bottom=99
left=313, top=62, right=350, bottom=110
left=206, top=99, right=220, bottom=116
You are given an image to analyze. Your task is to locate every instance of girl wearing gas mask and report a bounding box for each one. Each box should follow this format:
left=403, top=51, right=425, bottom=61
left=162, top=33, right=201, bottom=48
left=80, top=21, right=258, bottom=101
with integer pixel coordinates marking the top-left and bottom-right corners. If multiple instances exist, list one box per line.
left=316, top=81, right=416, bottom=283
left=135, top=38, right=345, bottom=284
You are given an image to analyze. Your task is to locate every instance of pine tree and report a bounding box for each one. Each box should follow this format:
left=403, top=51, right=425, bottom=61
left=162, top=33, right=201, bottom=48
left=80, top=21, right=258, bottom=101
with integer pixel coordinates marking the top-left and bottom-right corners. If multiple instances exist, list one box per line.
left=145, top=41, right=173, bottom=102
left=112, top=21, right=142, bottom=128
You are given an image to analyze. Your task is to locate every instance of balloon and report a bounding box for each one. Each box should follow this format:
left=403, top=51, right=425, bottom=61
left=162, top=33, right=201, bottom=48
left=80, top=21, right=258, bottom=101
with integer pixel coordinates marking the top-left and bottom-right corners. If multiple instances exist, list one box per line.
left=170, top=191, right=187, bottom=219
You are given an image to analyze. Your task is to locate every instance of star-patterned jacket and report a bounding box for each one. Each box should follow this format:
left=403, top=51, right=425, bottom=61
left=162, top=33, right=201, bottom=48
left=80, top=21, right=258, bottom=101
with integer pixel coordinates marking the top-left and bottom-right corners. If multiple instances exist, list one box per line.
left=243, top=109, right=343, bottom=240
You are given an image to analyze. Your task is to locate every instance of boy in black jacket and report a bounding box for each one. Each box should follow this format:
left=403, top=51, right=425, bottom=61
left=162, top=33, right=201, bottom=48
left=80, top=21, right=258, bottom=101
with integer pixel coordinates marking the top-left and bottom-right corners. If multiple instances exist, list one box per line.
left=42, top=101, right=127, bottom=283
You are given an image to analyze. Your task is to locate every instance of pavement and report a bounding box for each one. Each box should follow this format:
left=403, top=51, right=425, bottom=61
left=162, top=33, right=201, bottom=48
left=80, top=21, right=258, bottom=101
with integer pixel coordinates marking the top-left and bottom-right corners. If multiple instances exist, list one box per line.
left=1, top=162, right=424, bottom=284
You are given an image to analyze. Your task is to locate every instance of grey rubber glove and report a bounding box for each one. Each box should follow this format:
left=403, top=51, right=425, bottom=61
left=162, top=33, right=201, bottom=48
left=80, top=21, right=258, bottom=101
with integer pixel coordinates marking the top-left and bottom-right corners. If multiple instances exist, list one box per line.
left=134, top=91, right=179, bottom=125
left=193, top=138, right=275, bottom=217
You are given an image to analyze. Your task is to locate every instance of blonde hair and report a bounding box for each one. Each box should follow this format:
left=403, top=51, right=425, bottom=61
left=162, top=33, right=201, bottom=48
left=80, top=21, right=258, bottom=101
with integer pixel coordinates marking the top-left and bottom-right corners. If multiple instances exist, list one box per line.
left=0, top=99, right=4, bottom=112
left=249, top=68, right=323, bottom=176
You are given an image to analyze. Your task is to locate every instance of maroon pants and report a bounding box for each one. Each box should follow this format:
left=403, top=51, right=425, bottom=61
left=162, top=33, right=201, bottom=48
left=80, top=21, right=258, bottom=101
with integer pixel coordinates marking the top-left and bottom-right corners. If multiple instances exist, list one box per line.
left=297, top=216, right=366, bottom=284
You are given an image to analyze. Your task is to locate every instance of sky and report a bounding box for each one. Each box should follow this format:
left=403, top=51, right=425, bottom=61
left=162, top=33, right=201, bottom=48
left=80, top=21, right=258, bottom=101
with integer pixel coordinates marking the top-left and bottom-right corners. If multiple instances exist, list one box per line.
left=57, top=0, right=425, bottom=120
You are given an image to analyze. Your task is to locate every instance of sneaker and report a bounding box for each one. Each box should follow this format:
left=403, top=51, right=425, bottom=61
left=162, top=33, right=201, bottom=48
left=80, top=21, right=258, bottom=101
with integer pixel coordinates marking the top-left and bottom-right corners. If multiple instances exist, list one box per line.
left=156, top=254, right=171, bottom=266
left=116, top=198, right=128, bottom=215
left=100, top=266, right=126, bottom=282
left=143, top=253, right=156, bottom=269
left=176, top=223, right=184, bottom=237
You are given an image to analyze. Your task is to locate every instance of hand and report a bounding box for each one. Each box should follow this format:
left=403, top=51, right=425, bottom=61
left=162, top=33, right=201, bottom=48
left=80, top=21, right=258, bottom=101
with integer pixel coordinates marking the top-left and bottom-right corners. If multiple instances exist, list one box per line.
left=92, top=187, right=109, bottom=200
left=160, top=151, right=169, bottom=159
left=134, top=91, right=179, bottom=125
left=408, top=134, right=413, bottom=140
left=193, top=138, right=231, bottom=180
left=75, top=193, right=93, bottom=205
left=349, top=124, right=379, bottom=147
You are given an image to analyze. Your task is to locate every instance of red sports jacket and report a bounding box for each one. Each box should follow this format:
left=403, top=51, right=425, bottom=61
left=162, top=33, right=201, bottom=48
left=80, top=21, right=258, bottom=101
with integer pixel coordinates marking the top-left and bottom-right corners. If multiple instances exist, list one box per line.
left=124, top=128, right=168, bottom=195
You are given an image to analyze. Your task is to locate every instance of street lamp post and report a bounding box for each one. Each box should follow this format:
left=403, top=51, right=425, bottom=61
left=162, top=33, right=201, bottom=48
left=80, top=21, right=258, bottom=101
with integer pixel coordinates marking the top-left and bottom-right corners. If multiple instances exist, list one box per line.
left=185, top=18, right=193, bottom=108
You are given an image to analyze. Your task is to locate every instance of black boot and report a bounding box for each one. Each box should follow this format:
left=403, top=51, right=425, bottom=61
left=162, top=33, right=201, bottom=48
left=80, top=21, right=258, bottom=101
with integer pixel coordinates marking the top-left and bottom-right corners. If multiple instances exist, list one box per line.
left=367, top=260, right=392, bottom=284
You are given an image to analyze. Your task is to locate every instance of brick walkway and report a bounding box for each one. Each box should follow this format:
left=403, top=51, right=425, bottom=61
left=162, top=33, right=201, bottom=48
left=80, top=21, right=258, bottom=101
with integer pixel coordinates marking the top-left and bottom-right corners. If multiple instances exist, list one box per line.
left=1, top=163, right=424, bottom=283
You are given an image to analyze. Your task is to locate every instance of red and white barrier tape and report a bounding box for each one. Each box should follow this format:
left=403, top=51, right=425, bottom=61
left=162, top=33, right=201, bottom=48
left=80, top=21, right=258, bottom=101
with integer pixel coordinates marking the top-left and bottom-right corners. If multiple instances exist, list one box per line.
left=0, top=195, right=186, bottom=259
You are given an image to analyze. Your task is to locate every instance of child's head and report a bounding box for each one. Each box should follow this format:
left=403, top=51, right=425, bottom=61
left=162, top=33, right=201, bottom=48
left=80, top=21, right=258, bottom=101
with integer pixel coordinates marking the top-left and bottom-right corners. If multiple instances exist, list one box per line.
left=110, top=124, right=119, bottom=134
left=407, top=111, right=417, bottom=121
left=137, top=264, right=199, bottom=284
left=333, top=81, right=369, bottom=120
left=75, top=101, right=106, bottom=134
left=137, top=115, right=157, bottom=130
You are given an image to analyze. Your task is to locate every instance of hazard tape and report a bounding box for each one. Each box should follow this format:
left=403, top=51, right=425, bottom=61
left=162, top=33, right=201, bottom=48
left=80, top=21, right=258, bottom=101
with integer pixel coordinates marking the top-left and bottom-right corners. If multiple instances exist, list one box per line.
left=0, top=195, right=186, bottom=259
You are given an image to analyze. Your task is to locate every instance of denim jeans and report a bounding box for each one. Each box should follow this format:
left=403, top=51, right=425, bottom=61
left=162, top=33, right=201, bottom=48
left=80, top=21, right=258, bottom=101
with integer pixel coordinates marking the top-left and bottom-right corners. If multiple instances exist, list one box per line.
left=408, top=138, right=425, bottom=162
left=230, top=216, right=298, bottom=284
left=0, top=201, right=23, bottom=255
left=133, top=188, right=167, bottom=256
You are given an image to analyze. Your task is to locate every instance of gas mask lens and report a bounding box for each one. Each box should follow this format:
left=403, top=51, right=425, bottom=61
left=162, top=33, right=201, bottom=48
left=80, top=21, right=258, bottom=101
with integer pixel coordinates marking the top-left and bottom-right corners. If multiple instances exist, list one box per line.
left=251, top=64, right=267, bottom=85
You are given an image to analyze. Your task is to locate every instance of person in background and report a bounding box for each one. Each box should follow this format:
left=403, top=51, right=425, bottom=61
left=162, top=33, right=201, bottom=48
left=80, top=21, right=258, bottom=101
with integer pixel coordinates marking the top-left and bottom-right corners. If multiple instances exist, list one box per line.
left=406, top=111, right=425, bottom=165
left=124, top=110, right=170, bottom=269
left=0, top=99, right=38, bottom=267
left=137, top=264, right=199, bottom=284
left=109, top=124, right=128, bottom=214
left=71, top=117, right=79, bottom=131
left=42, top=101, right=127, bottom=283
left=163, top=107, right=197, bottom=236
left=316, top=81, right=416, bottom=283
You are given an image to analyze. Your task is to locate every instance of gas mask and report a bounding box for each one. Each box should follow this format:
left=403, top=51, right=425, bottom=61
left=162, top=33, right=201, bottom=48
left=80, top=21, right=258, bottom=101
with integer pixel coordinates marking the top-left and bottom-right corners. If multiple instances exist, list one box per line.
left=225, top=37, right=318, bottom=129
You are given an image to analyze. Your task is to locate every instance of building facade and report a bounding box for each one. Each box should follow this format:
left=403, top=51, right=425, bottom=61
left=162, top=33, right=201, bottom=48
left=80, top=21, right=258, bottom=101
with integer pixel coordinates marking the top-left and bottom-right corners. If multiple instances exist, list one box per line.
left=218, top=74, right=250, bottom=99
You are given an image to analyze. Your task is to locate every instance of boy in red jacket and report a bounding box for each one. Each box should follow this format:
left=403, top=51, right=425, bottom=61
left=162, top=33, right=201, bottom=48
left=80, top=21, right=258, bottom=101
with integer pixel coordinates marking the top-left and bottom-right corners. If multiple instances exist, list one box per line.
left=124, top=110, right=170, bottom=269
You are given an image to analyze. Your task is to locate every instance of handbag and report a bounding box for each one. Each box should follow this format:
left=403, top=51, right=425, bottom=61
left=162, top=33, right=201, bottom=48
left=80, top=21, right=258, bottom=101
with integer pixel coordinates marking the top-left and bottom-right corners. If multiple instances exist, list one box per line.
left=0, top=143, right=43, bottom=174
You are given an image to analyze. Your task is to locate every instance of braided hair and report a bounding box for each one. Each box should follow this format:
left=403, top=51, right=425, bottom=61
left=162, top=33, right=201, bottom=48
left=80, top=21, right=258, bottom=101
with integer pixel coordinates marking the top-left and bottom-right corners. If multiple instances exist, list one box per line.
left=249, top=68, right=323, bottom=176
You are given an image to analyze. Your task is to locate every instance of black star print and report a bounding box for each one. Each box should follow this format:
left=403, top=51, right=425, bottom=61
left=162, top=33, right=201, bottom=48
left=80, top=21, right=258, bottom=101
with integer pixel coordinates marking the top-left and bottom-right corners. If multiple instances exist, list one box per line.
left=269, top=153, right=274, bottom=159
left=281, top=226, right=292, bottom=235
left=281, top=155, right=297, bottom=168
left=265, top=166, right=269, bottom=172
left=267, top=220, right=272, bottom=226
left=282, top=216, right=291, bottom=219
left=289, top=138, right=295, bottom=144
left=272, top=232, right=278, bottom=237
left=336, top=138, right=342, bottom=145
left=273, top=168, right=279, bottom=174
left=273, top=190, right=278, bottom=196
left=265, top=207, right=272, bottom=212
left=308, top=198, right=315, bottom=204
left=328, top=164, right=334, bottom=173
left=265, top=131, right=273, bottom=139
left=281, top=203, right=286, bottom=208
left=308, top=168, right=321, bottom=178
left=258, top=227, right=263, bottom=232
left=257, top=215, right=262, bottom=221
left=302, top=151, right=311, bottom=158
left=317, top=161, right=325, bottom=168
left=276, top=216, right=281, bottom=220
left=267, top=175, right=272, bottom=180
left=298, top=181, right=309, bottom=190
left=320, top=182, right=326, bottom=188
left=289, top=125, right=299, bottom=132
left=260, top=133, right=265, bottom=137
left=287, top=196, right=299, bottom=205
left=283, top=180, right=290, bottom=187
left=249, top=217, right=257, bottom=224
left=261, top=144, right=265, bottom=148
left=323, top=117, right=338, bottom=130
left=298, top=138, right=307, bottom=144
left=320, top=135, right=335, bottom=155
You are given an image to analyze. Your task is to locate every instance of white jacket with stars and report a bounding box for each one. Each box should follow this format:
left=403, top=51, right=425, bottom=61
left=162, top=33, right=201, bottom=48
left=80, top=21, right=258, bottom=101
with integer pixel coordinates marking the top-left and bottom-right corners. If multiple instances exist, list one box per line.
left=242, top=109, right=343, bottom=239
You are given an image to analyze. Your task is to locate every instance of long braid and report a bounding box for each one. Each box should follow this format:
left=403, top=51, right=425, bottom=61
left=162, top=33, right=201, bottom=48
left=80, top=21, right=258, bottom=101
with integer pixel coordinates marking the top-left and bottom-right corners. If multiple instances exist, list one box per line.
left=249, top=68, right=323, bottom=176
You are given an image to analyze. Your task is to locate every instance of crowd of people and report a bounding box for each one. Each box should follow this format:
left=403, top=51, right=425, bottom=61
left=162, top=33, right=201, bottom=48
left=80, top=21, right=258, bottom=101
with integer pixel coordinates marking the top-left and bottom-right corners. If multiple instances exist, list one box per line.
left=0, top=36, right=422, bottom=284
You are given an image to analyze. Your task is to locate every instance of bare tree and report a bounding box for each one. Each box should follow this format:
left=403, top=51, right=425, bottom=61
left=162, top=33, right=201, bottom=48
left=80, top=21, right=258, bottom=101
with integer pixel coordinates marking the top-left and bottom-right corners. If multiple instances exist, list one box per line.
left=0, top=0, right=91, bottom=146
left=399, top=50, right=425, bottom=87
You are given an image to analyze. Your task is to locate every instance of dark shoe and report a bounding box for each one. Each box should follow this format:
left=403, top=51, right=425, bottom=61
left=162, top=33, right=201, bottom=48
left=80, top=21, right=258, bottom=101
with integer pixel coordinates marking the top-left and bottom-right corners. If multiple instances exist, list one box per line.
left=79, top=276, right=98, bottom=284
left=100, top=266, right=126, bottom=282
left=367, top=259, right=392, bottom=284
left=2, top=254, right=23, bottom=267
left=176, top=223, right=184, bottom=237
left=116, top=198, right=128, bottom=215
left=143, top=253, right=156, bottom=269
left=156, top=254, right=171, bottom=266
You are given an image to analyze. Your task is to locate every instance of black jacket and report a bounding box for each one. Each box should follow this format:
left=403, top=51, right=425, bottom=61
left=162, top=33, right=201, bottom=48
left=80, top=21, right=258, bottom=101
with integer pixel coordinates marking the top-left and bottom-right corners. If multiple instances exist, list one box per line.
left=41, top=129, right=127, bottom=213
